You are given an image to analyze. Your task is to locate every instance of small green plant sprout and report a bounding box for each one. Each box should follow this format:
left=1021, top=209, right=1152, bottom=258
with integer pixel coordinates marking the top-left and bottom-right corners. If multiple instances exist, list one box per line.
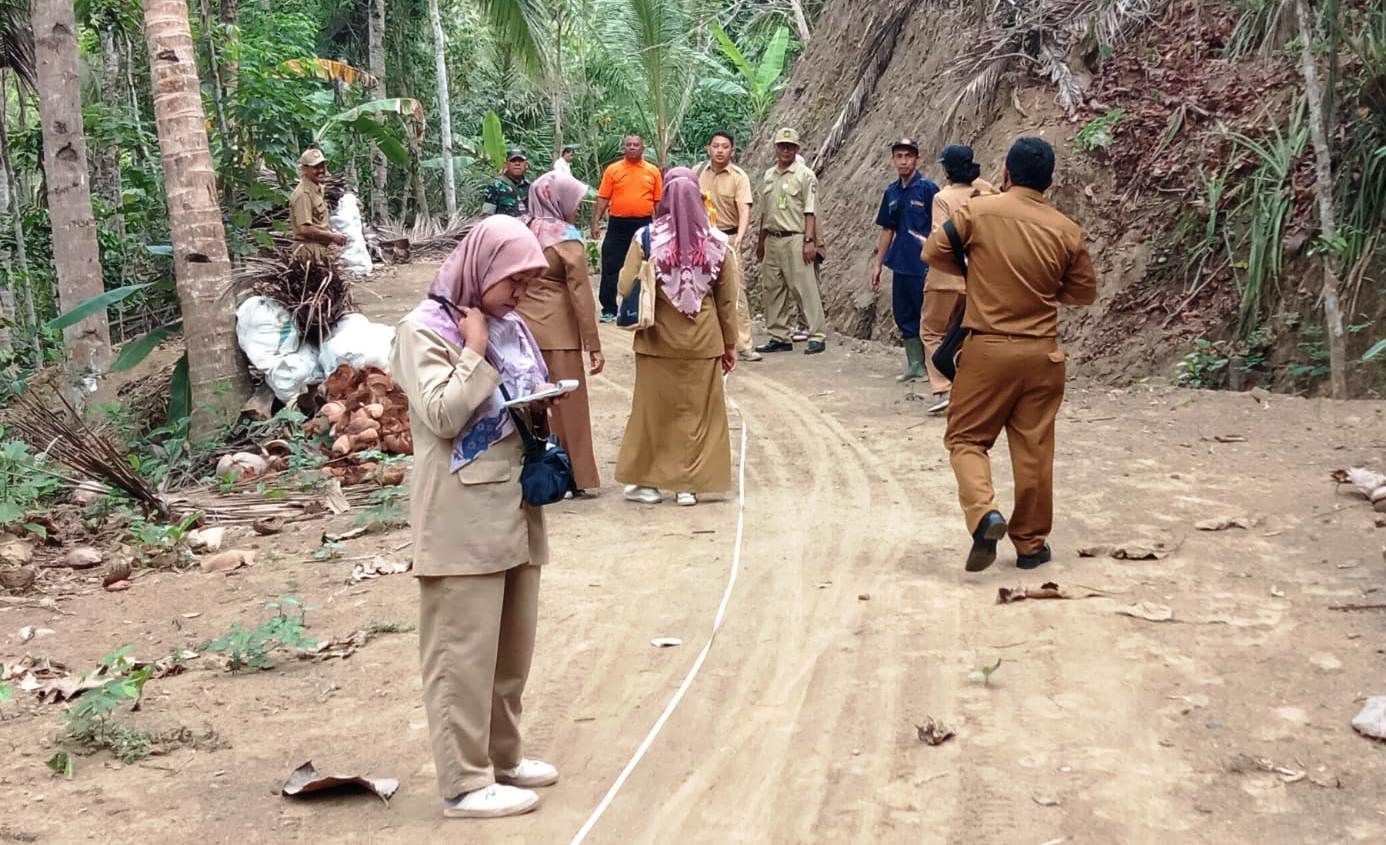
left=128, top=511, right=203, bottom=567
left=58, top=646, right=156, bottom=770
left=969, top=658, right=1003, bottom=686
left=313, top=539, right=345, bottom=561
left=204, top=596, right=317, bottom=672
left=0, top=665, right=13, bottom=706
left=1175, top=338, right=1230, bottom=388
left=1077, top=108, right=1126, bottom=152
left=47, top=751, right=75, bottom=779
left=0, top=438, right=64, bottom=538
left=356, top=484, right=406, bottom=531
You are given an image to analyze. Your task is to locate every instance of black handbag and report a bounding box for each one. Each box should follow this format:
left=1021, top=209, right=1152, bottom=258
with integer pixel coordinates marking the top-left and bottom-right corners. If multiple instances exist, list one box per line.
left=499, top=385, right=576, bottom=506
left=616, top=228, right=653, bottom=329
left=930, top=219, right=971, bottom=382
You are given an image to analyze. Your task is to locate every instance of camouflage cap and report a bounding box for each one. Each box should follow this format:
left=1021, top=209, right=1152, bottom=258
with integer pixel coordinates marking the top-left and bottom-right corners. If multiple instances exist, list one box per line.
left=506, top=147, right=529, bottom=161
left=299, top=148, right=326, bottom=167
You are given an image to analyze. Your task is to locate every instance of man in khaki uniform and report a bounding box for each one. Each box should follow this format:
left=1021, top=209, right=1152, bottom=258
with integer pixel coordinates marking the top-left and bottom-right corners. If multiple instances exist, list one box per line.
left=289, top=148, right=345, bottom=266
left=921, top=138, right=1097, bottom=572
left=696, top=130, right=760, bottom=362
left=755, top=128, right=827, bottom=355
left=923, top=144, right=996, bottom=414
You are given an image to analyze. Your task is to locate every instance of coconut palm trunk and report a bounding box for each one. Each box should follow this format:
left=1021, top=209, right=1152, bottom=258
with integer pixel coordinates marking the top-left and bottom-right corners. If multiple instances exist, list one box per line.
left=32, top=0, right=113, bottom=404
left=368, top=0, right=388, bottom=223
left=428, top=0, right=457, bottom=218
left=145, top=0, right=249, bottom=438
left=97, top=27, right=125, bottom=242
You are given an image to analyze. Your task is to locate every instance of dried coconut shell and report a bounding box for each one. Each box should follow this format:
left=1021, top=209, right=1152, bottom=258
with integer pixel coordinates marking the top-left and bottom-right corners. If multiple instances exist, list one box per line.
left=321, top=402, right=347, bottom=424
left=382, top=433, right=413, bottom=455
left=332, top=435, right=353, bottom=456
left=354, top=428, right=381, bottom=447
left=102, top=559, right=133, bottom=587
left=380, top=464, right=407, bottom=486
left=364, top=403, right=385, bottom=419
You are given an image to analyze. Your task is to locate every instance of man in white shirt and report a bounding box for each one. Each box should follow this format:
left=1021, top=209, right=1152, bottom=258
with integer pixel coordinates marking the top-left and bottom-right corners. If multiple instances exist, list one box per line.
left=552, top=144, right=577, bottom=177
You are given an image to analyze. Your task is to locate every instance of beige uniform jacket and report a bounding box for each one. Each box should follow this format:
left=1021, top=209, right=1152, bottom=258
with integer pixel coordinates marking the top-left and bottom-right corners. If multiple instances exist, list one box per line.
left=618, top=236, right=738, bottom=359
left=391, top=321, right=548, bottom=577
left=289, top=179, right=331, bottom=263
left=760, top=160, right=817, bottom=233
left=922, top=187, right=1097, bottom=337
left=927, top=179, right=996, bottom=293
left=516, top=240, right=602, bottom=353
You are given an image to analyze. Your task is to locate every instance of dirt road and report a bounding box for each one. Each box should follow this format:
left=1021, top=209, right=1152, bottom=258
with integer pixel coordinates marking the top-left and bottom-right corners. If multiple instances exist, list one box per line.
left=2, top=263, right=1384, bottom=844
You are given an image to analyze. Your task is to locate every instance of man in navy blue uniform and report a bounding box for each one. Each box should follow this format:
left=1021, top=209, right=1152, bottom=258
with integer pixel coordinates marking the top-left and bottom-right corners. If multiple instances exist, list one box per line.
left=871, top=137, right=940, bottom=382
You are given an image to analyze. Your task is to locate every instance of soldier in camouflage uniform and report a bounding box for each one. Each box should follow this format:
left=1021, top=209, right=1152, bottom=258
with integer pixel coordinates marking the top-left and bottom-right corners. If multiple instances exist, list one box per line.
left=482, top=148, right=532, bottom=217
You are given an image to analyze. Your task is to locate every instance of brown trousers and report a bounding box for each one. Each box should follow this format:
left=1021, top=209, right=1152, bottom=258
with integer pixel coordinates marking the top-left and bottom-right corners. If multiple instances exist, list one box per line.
left=418, top=564, right=540, bottom=799
left=921, top=290, right=965, bottom=395
left=541, top=349, right=600, bottom=490
left=943, top=334, right=1066, bottom=556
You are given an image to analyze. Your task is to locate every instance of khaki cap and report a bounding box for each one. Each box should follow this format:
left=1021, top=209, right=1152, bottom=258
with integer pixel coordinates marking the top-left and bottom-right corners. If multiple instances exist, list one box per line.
left=772, top=127, right=801, bottom=147
left=299, top=148, right=326, bottom=167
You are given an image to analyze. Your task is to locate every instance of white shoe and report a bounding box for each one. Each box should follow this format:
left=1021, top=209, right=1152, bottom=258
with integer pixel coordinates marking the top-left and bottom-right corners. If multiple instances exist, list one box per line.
left=442, top=783, right=540, bottom=819
left=496, top=758, right=559, bottom=788
left=675, top=492, right=697, bottom=506
left=927, top=393, right=950, bottom=415
left=624, top=486, right=662, bottom=504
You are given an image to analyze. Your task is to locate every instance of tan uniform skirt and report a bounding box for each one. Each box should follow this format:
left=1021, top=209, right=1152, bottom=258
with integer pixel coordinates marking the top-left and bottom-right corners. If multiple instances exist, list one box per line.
left=540, top=349, right=600, bottom=491
left=615, top=355, right=731, bottom=494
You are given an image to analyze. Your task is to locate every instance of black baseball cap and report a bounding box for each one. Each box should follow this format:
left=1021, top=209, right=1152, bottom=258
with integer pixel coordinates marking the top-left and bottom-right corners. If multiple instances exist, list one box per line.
left=506, top=147, right=528, bottom=161
left=890, top=137, right=920, bottom=154
left=562, top=144, right=578, bottom=153
left=939, top=144, right=975, bottom=168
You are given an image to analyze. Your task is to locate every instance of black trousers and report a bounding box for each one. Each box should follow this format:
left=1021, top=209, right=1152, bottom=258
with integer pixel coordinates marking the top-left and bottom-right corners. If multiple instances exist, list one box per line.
left=600, top=215, right=651, bottom=315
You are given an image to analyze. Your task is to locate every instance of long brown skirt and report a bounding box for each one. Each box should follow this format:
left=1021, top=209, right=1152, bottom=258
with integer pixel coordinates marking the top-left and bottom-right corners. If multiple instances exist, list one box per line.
left=615, top=355, right=731, bottom=494
left=541, top=348, right=600, bottom=490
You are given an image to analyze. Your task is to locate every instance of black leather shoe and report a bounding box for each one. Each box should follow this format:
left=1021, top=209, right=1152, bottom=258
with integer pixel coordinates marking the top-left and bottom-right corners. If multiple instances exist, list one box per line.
left=755, top=339, right=794, bottom=354
left=1016, top=544, right=1053, bottom=570
left=965, top=511, right=1008, bottom=572
left=805, top=340, right=827, bottom=355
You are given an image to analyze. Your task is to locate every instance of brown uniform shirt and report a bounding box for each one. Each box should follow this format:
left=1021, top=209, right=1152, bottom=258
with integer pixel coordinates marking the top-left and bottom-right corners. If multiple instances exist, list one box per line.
left=922, top=187, right=1097, bottom=337
left=927, top=178, right=996, bottom=293
left=290, top=178, right=331, bottom=263
left=697, top=162, right=753, bottom=233
left=760, top=159, right=817, bottom=233
left=515, top=240, right=602, bottom=353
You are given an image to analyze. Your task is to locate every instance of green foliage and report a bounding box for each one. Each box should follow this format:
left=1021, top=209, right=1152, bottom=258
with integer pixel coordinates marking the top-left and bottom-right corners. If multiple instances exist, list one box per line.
left=204, top=596, right=317, bottom=672
left=0, top=438, right=63, bottom=537
left=44, top=282, right=152, bottom=332
left=59, top=646, right=154, bottom=769
left=482, top=110, right=508, bottom=171
left=706, top=23, right=793, bottom=122
left=1363, top=337, right=1386, bottom=362
left=1077, top=108, right=1126, bottom=152
left=127, top=511, right=201, bottom=552
left=1175, top=338, right=1230, bottom=388
left=357, top=483, right=407, bottom=530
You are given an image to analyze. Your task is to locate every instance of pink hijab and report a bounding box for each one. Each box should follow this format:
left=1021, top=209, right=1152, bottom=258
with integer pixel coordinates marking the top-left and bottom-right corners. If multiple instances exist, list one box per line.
left=406, top=216, right=550, bottom=470
left=646, top=170, right=726, bottom=317
left=526, top=172, right=587, bottom=250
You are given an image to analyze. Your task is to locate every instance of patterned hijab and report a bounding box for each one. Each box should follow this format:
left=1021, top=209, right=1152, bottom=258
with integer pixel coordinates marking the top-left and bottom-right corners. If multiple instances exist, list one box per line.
left=405, top=216, right=550, bottom=470
left=647, top=170, right=726, bottom=318
left=526, top=171, right=586, bottom=250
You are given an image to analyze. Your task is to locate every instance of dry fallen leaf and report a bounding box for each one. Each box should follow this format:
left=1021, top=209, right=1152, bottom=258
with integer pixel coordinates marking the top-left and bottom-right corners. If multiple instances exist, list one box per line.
left=104, top=579, right=132, bottom=592
left=1195, top=516, right=1252, bottom=531
left=187, top=527, right=226, bottom=552
left=281, top=760, right=398, bottom=803
left=59, top=547, right=103, bottom=569
left=349, top=556, right=411, bottom=583
left=199, top=549, right=256, bottom=574
left=916, top=716, right=955, bottom=746
left=1078, top=538, right=1178, bottom=560
left=1115, top=601, right=1174, bottom=623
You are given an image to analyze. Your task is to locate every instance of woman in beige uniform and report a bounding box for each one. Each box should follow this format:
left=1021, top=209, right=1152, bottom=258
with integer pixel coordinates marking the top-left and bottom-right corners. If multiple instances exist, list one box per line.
left=517, top=171, right=605, bottom=494
left=615, top=170, right=738, bottom=507
left=391, top=216, right=560, bottom=819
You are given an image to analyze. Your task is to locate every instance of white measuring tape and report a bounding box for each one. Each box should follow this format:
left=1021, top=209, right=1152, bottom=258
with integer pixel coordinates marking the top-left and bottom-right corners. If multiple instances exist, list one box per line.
left=567, top=382, right=748, bottom=845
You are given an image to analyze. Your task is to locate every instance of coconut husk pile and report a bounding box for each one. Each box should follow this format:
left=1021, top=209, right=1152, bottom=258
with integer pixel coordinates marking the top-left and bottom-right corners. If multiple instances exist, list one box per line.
left=304, top=364, right=412, bottom=486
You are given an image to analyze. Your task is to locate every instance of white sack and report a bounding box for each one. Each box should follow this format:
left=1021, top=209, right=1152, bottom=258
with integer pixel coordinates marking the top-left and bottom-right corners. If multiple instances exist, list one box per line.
left=330, top=192, right=373, bottom=276
left=235, top=296, right=300, bottom=372
left=318, top=313, right=396, bottom=374
left=266, top=344, right=324, bottom=404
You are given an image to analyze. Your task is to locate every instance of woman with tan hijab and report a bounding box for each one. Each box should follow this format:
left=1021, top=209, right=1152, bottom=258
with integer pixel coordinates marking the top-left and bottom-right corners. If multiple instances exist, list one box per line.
left=517, top=171, right=605, bottom=494
left=391, top=216, right=561, bottom=820
left=615, top=168, right=737, bottom=507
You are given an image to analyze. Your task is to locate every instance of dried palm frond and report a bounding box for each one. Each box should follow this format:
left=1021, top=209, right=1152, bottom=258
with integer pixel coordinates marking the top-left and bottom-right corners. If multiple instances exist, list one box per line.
left=933, top=0, right=1165, bottom=145
left=811, top=0, right=912, bottom=174
left=7, top=391, right=166, bottom=516
left=227, top=253, right=358, bottom=346
left=165, top=482, right=381, bottom=525
left=378, top=214, right=476, bottom=259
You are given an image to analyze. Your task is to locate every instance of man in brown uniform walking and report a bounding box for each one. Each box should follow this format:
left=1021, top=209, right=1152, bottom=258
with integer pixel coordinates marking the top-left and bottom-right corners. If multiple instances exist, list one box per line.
left=921, top=137, right=1097, bottom=572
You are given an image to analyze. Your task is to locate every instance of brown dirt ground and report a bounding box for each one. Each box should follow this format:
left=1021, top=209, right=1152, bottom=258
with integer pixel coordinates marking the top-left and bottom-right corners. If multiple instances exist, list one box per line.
left=2, top=261, right=1385, bottom=844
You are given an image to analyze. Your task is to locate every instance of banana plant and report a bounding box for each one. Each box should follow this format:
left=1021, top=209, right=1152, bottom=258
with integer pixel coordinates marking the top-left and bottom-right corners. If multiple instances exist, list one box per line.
left=705, top=23, right=791, bottom=123
left=277, top=58, right=379, bottom=89
left=316, top=98, right=427, bottom=168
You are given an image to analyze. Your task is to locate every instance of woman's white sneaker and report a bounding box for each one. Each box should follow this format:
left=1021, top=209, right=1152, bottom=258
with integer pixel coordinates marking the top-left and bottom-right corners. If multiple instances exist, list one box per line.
left=496, top=758, right=559, bottom=788
left=675, top=492, right=697, bottom=506
left=624, top=486, right=662, bottom=504
left=442, top=783, right=540, bottom=818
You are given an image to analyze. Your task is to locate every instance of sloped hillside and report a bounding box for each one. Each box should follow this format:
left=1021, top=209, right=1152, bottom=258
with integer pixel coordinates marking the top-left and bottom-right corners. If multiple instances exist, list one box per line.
left=740, top=0, right=1377, bottom=390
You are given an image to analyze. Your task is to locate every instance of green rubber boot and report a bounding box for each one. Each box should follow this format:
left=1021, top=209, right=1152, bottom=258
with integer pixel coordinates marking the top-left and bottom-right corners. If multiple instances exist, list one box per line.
left=896, top=337, right=926, bottom=382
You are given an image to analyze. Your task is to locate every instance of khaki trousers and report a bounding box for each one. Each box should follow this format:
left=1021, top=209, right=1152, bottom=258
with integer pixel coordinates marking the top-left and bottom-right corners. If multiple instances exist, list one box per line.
left=418, top=564, right=540, bottom=799
left=540, top=349, right=600, bottom=490
left=921, top=290, right=965, bottom=394
left=762, top=235, right=826, bottom=342
left=943, top=334, right=1066, bottom=556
